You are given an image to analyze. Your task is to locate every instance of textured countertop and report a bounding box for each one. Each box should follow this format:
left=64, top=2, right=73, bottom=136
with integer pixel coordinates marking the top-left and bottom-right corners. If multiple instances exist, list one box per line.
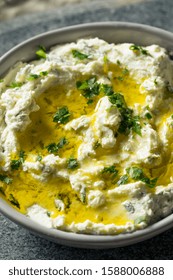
left=1, top=0, right=173, bottom=260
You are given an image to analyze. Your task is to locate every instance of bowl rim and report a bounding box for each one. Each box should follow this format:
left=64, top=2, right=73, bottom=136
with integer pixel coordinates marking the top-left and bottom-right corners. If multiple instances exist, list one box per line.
left=1, top=21, right=173, bottom=64
left=1, top=21, right=173, bottom=248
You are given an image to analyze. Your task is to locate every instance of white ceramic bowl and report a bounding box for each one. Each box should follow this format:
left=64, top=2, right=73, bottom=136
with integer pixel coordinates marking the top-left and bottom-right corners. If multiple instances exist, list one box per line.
left=1, top=22, right=173, bottom=249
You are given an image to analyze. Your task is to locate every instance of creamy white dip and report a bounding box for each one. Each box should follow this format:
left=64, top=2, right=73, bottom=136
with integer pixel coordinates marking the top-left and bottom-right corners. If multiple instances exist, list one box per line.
left=1, top=38, right=173, bottom=235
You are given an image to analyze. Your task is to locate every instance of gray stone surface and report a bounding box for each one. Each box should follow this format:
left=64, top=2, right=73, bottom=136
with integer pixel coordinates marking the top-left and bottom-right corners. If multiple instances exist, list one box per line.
left=0, top=0, right=173, bottom=259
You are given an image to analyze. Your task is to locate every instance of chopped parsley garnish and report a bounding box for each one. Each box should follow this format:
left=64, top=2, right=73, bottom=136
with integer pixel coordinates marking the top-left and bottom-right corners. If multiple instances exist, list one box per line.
left=46, top=137, right=68, bottom=154
left=126, top=166, right=157, bottom=188
left=101, top=84, right=114, bottom=96
left=53, top=106, right=71, bottom=124
left=9, top=194, right=20, bottom=209
left=72, top=49, right=89, bottom=60
left=116, top=76, right=124, bottom=81
left=40, top=71, right=48, bottom=76
left=57, top=193, right=71, bottom=211
left=47, top=211, right=51, bottom=217
left=9, top=82, right=23, bottom=88
left=87, top=99, right=94, bottom=105
left=11, top=150, right=26, bottom=170
left=117, top=59, right=121, bottom=65
left=108, top=92, right=142, bottom=136
left=140, top=177, right=158, bottom=188
left=0, top=174, right=12, bottom=185
left=76, top=77, right=100, bottom=100
left=28, top=71, right=48, bottom=81
left=0, top=79, right=4, bottom=83
left=108, top=92, right=126, bottom=108
left=122, top=68, right=129, bottom=75
left=102, top=165, right=118, bottom=181
left=126, top=166, right=143, bottom=180
left=36, top=155, right=42, bottom=162
left=67, top=157, right=79, bottom=170
left=104, top=55, right=108, bottom=63
left=124, top=115, right=141, bottom=136
left=93, top=141, right=101, bottom=150
left=11, top=160, right=21, bottom=170
left=36, top=45, right=47, bottom=59
left=129, top=44, right=150, bottom=56
left=145, top=112, right=152, bottom=119
left=28, top=74, right=40, bottom=80
left=154, top=78, right=158, bottom=85
left=114, top=68, right=129, bottom=81
left=117, top=174, right=129, bottom=186
left=19, top=150, right=25, bottom=162
left=101, top=84, right=142, bottom=136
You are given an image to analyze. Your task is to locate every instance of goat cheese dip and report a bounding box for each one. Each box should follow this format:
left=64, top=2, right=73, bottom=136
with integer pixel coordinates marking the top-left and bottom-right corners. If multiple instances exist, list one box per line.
left=1, top=38, right=173, bottom=235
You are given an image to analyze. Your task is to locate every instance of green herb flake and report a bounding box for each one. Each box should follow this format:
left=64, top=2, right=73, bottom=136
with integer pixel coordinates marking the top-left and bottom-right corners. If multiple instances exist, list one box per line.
left=154, top=78, right=158, bottom=85
left=9, top=82, right=23, bottom=88
left=72, top=49, right=89, bottom=60
left=126, top=166, right=157, bottom=188
left=93, top=141, right=101, bottom=150
left=0, top=79, right=4, bottom=83
left=102, top=165, right=118, bottom=180
left=65, top=197, right=71, bottom=210
left=67, top=157, right=79, bottom=170
left=104, top=55, right=108, bottom=63
left=108, top=92, right=127, bottom=108
left=0, top=174, right=13, bottom=185
left=126, top=166, right=143, bottom=180
left=116, top=76, right=124, bottom=81
left=101, top=84, right=114, bottom=96
left=40, top=71, right=48, bottom=76
left=119, top=112, right=141, bottom=136
left=145, top=112, right=152, bottom=119
left=36, top=45, right=47, bottom=59
left=141, top=177, right=158, bottom=188
left=11, top=160, right=21, bottom=170
left=11, top=150, right=26, bottom=170
left=47, top=211, right=51, bottom=217
left=129, top=44, right=150, bottom=56
left=106, top=90, right=142, bottom=136
left=46, top=137, right=68, bottom=154
left=131, top=116, right=142, bottom=136
left=117, top=174, right=129, bottom=186
left=28, top=71, right=48, bottom=81
left=53, top=106, right=71, bottom=124
left=122, top=68, right=129, bottom=75
left=108, top=91, right=142, bottom=136
left=19, top=150, right=25, bottom=163
left=58, top=137, right=68, bottom=149
left=57, top=193, right=71, bottom=210
left=46, top=143, right=58, bottom=154
left=117, top=59, right=121, bottom=65
left=36, top=155, right=42, bottom=162
left=28, top=74, right=40, bottom=81
left=87, top=99, right=93, bottom=105
left=9, top=194, right=20, bottom=209
left=76, top=77, right=100, bottom=100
